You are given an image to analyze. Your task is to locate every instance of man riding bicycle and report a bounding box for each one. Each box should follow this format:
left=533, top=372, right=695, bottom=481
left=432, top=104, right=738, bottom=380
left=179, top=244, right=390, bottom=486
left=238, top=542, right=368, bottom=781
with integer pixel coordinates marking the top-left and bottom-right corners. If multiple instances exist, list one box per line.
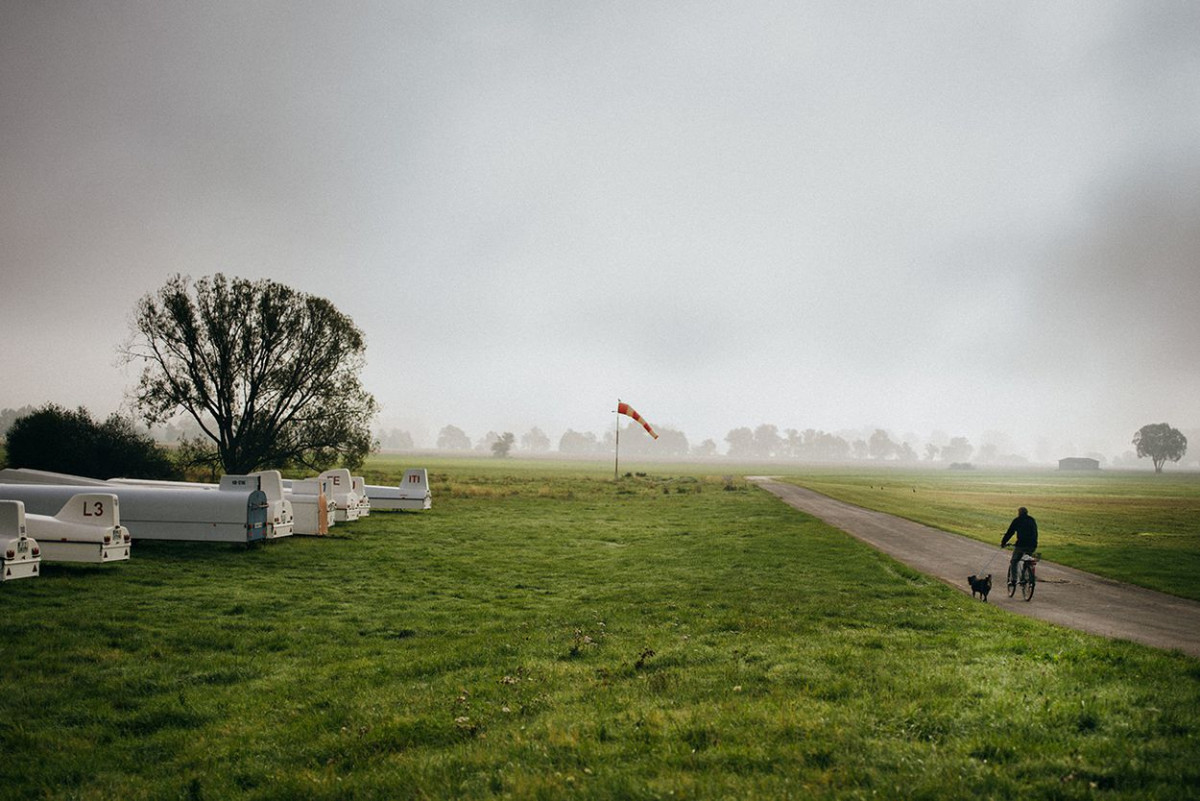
left=1001, top=506, right=1038, bottom=591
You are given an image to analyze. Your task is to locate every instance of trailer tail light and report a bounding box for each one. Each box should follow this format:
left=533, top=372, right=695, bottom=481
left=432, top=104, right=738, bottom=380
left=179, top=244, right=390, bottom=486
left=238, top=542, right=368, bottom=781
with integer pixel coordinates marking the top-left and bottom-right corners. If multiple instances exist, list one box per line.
left=4, top=549, right=13, bottom=559
left=104, top=534, right=112, bottom=544
left=31, top=546, right=39, bottom=556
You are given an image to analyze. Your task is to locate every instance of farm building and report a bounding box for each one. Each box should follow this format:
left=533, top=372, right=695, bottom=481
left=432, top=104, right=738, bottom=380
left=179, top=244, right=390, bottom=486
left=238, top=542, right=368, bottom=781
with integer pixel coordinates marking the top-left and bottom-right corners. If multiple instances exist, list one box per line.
left=1058, top=457, right=1100, bottom=470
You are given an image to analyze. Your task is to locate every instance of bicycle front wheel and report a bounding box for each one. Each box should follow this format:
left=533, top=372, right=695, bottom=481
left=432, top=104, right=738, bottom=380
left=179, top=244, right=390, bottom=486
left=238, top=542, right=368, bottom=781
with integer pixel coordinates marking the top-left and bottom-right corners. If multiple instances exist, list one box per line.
left=1021, top=563, right=1035, bottom=601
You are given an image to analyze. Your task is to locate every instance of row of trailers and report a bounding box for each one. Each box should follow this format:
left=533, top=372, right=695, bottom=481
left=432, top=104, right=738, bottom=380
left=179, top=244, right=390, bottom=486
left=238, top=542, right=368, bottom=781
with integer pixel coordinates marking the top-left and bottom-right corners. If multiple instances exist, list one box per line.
left=0, top=466, right=432, bottom=581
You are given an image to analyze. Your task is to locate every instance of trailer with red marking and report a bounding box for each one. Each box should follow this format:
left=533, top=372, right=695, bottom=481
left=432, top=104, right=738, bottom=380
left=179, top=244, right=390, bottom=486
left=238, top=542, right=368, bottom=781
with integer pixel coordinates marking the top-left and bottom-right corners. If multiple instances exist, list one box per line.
left=365, top=468, right=432, bottom=511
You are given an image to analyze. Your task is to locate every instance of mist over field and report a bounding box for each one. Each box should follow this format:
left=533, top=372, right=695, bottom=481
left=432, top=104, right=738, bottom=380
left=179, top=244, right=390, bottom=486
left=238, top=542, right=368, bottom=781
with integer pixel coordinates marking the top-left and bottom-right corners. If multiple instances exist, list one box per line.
left=2, top=2, right=1197, bottom=465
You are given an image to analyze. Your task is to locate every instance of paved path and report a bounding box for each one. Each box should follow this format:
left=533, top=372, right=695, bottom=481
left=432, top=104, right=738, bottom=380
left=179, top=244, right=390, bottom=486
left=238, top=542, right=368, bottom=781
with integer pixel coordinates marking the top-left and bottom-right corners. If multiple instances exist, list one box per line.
left=749, top=478, right=1200, bottom=659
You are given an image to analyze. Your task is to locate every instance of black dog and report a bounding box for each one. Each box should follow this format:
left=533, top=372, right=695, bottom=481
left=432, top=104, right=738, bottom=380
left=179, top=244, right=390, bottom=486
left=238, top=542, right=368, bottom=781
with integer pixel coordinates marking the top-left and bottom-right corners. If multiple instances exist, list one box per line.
left=967, top=574, right=992, bottom=602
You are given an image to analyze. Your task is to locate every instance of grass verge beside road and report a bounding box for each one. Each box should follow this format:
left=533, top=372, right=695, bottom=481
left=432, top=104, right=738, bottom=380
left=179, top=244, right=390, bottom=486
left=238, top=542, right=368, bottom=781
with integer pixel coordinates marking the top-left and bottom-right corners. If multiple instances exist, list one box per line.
left=776, top=467, right=1200, bottom=602
left=1, top=464, right=1197, bottom=799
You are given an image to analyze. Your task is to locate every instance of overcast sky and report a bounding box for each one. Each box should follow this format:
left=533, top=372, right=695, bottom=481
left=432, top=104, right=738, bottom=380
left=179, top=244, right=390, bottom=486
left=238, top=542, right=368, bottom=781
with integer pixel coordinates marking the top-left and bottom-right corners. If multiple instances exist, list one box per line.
left=2, top=2, right=1197, bottom=461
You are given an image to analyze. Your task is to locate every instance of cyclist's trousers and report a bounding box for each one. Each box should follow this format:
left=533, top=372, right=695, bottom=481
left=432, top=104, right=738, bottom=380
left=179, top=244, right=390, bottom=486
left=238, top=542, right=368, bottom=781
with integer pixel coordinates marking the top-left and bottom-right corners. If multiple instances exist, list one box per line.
left=1009, top=548, right=1034, bottom=584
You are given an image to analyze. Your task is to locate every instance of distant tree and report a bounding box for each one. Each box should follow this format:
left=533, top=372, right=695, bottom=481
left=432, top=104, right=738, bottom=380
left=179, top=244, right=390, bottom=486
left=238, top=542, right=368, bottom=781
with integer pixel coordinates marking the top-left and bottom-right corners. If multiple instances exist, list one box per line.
left=5, top=405, right=179, bottom=480
left=851, top=439, right=869, bottom=460
left=725, top=427, right=754, bottom=458
left=520, top=427, right=551, bottom=453
left=1133, top=423, right=1187, bottom=473
left=940, top=437, right=973, bottom=463
left=980, top=431, right=1015, bottom=460
left=796, top=429, right=850, bottom=461
left=0, top=405, right=36, bottom=440
left=924, top=443, right=940, bottom=461
left=868, top=429, right=896, bottom=460
left=475, top=431, right=500, bottom=453
left=781, top=429, right=802, bottom=459
left=437, top=425, right=471, bottom=450
left=655, top=427, right=690, bottom=458
left=559, top=429, right=599, bottom=454
left=122, top=274, right=377, bottom=474
left=376, top=429, right=415, bottom=450
left=753, top=424, right=782, bottom=458
left=147, top=416, right=207, bottom=444
left=619, top=424, right=687, bottom=457
left=491, top=432, right=515, bottom=458
left=692, top=439, right=718, bottom=458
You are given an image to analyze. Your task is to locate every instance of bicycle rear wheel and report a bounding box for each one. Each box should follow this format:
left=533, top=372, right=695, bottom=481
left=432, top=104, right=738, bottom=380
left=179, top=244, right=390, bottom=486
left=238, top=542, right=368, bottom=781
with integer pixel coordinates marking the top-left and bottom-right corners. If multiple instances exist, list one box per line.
left=1021, top=562, right=1035, bottom=601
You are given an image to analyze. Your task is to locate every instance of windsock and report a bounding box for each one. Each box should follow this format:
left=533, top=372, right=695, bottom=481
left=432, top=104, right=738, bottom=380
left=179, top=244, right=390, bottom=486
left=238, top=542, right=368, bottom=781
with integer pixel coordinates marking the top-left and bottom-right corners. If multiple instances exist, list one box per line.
left=617, top=401, right=658, bottom=439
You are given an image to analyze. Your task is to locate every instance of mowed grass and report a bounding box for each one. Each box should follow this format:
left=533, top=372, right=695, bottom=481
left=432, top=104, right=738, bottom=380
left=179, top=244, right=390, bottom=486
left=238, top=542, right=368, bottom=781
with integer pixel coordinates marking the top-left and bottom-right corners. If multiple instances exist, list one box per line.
left=776, top=467, right=1200, bottom=601
left=0, top=461, right=1197, bottom=800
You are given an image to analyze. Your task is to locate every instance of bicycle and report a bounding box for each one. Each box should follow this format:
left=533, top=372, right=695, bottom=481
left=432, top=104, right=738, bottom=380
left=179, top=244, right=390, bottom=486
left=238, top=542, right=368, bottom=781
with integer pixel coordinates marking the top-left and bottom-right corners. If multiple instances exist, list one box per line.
left=1006, top=549, right=1038, bottom=601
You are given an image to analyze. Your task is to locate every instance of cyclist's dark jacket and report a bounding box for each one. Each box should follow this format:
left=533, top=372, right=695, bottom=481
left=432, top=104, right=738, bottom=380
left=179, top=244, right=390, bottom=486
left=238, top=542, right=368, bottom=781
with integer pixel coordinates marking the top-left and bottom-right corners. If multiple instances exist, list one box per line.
left=1002, top=513, right=1038, bottom=550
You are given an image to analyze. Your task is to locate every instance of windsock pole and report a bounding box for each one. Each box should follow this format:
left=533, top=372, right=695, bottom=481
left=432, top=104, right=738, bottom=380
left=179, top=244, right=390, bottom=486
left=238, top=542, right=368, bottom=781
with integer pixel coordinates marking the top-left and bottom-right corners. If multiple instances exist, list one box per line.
left=614, top=399, right=621, bottom=480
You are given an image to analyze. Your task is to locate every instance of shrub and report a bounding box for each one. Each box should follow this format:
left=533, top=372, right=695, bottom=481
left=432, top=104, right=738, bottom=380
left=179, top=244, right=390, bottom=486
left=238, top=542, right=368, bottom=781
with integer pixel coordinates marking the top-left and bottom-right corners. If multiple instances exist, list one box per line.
left=5, top=404, right=180, bottom=480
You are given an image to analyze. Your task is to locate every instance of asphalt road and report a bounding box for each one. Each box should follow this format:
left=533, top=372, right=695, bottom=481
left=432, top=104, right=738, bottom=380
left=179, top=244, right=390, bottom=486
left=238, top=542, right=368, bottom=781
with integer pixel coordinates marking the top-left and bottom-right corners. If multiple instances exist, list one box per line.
left=749, top=478, right=1200, bottom=659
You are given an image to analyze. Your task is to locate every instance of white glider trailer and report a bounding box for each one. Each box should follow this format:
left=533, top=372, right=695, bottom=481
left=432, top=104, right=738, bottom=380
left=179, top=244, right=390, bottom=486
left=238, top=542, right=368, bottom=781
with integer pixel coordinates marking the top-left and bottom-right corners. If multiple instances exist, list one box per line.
left=281, top=478, right=332, bottom=536
left=108, top=471, right=295, bottom=540
left=315, top=469, right=361, bottom=523
left=24, top=492, right=131, bottom=564
left=0, top=483, right=269, bottom=544
left=246, top=471, right=294, bottom=537
left=366, top=469, right=432, bottom=511
left=1, top=501, right=41, bottom=581
left=352, top=476, right=371, bottom=517
left=0, top=468, right=110, bottom=487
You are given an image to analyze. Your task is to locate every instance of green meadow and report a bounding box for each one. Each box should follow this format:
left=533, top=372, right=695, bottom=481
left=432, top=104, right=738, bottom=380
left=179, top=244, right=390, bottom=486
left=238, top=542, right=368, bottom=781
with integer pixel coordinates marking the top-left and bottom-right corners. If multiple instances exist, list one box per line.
left=775, top=466, right=1200, bottom=601
left=1, top=458, right=1198, bottom=800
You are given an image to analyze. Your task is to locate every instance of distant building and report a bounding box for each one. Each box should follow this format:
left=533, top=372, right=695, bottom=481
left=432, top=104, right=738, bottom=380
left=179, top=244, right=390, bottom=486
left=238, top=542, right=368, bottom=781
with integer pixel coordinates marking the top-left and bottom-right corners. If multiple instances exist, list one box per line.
left=1059, top=457, right=1100, bottom=470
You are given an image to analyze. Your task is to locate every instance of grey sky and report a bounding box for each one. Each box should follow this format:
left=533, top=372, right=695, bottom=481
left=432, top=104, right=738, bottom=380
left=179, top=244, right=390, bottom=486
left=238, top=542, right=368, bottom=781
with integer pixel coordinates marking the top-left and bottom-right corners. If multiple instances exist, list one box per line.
left=2, top=2, right=1197, bottom=460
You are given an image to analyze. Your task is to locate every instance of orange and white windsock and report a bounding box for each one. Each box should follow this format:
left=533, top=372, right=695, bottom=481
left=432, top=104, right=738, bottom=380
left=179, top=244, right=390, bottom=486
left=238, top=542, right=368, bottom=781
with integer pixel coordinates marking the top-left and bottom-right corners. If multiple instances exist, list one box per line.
left=617, top=401, right=658, bottom=439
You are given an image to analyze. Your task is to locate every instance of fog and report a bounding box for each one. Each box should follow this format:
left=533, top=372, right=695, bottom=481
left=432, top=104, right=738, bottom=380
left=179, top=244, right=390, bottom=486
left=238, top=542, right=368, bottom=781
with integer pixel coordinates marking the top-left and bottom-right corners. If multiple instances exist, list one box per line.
left=2, top=2, right=1197, bottom=464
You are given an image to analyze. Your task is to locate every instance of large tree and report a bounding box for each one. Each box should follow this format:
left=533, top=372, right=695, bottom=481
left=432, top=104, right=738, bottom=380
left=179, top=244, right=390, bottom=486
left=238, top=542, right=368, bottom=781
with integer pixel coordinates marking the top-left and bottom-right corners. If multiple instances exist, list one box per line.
left=1133, top=423, right=1187, bottom=473
left=123, top=274, right=377, bottom=474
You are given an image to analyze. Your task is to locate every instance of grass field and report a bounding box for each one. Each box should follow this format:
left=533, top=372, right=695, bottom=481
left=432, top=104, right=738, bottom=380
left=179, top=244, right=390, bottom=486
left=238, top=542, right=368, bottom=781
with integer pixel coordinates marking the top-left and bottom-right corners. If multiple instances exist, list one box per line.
left=2, top=458, right=1198, bottom=799
left=769, top=466, right=1200, bottom=602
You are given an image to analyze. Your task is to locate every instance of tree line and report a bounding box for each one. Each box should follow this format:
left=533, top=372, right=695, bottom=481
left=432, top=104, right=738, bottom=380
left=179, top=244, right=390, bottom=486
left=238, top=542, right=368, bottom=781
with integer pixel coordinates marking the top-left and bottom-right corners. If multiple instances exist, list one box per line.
left=384, top=421, right=1193, bottom=471
left=0, top=272, right=1190, bottom=476
left=414, top=422, right=984, bottom=463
